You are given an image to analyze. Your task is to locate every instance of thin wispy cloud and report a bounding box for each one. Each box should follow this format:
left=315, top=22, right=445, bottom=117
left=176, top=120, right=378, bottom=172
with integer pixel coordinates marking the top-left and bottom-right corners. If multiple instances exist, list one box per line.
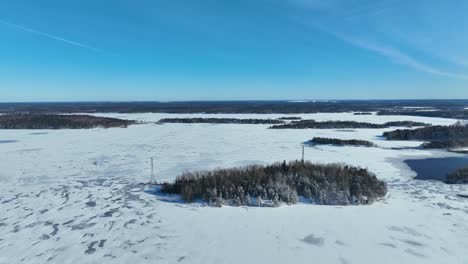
left=286, top=0, right=468, bottom=80
left=324, top=27, right=468, bottom=80
left=0, top=19, right=104, bottom=54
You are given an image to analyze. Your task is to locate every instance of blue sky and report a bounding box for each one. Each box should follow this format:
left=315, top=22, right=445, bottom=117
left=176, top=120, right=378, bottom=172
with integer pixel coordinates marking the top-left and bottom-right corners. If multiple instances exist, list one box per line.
left=0, top=0, right=467, bottom=101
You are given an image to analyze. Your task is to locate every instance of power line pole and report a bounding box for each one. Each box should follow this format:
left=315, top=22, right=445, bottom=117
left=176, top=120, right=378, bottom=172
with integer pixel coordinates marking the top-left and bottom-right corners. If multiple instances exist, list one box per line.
left=150, top=157, right=155, bottom=184
left=301, top=144, right=304, bottom=164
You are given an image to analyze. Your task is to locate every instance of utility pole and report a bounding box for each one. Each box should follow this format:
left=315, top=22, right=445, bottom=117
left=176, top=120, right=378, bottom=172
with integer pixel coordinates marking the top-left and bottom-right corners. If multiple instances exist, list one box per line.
left=301, top=144, right=304, bottom=164
left=150, top=157, right=155, bottom=184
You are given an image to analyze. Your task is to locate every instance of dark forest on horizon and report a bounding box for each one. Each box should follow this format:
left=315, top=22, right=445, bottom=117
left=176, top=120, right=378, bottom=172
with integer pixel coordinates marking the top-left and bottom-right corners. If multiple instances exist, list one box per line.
left=0, top=100, right=467, bottom=119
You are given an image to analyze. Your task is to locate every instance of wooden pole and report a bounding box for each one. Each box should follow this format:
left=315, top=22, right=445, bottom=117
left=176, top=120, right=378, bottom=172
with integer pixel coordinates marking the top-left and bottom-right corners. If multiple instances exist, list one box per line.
left=150, top=157, right=154, bottom=184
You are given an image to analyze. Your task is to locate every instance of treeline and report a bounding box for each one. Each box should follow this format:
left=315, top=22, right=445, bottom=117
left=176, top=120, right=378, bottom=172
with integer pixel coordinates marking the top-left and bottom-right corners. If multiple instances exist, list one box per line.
left=310, top=137, right=375, bottom=147
left=421, top=138, right=468, bottom=149
left=384, top=121, right=430, bottom=127
left=158, top=118, right=284, bottom=124
left=446, top=167, right=468, bottom=184
left=383, top=124, right=468, bottom=141
left=161, top=161, right=387, bottom=207
left=2, top=100, right=466, bottom=114
left=0, top=114, right=135, bottom=129
left=383, top=123, right=468, bottom=150
left=378, top=110, right=468, bottom=120
left=277, top=116, right=302, bottom=120
left=270, top=120, right=429, bottom=129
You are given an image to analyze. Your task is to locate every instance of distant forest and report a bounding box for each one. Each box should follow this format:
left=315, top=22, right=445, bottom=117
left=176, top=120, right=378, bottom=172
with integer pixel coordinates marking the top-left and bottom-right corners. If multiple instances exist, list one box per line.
left=161, top=161, right=387, bottom=207
left=0, top=114, right=135, bottom=129
left=309, top=137, right=375, bottom=147
left=378, top=110, right=468, bottom=120
left=383, top=123, right=468, bottom=149
left=158, top=118, right=284, bottom=124
left=383, top=124, right=468, bottom=141
left=270, top=120, right=429, bottom=129
left=1, top=100, right=466, bottom=119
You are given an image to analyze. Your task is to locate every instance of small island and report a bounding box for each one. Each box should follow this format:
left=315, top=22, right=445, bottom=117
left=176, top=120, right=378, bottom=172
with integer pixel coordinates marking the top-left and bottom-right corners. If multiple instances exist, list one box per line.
left=309, top=137, right=375, bottom=147
left=353, top=112, right=373, bottom=115
left=161, top=161, right=387, bottom=207
left=0, top=114, right=135, bottom=129
left=158, top=117, right=284, bottom=124
left=446, top=167, right=468, bottom=184
left=270, top=120, right=429, bottom=129
left=277, top=116, right=302, bottom=120
left=383, top=123, right=468, bottom=150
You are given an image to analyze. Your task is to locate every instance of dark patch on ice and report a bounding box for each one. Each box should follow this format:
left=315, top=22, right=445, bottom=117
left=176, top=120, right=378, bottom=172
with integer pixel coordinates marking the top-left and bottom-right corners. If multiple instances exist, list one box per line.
left=124, top=219, right=137, bottom=228
left=379, top=242, right=397, bottom=248
left=51, top=224, right=59, bottom=236
left=62, top=219, right=75, bottom=225
left=178, top=256, right=186, bottom=262
left=71, top=222, right=96, bottom=230
left=85, top=241, right=98, bottom=254
left=18, top=148, right=42, bottom=152
left=436, top=202, right=459, bottom=211
left=107, top=220, right=115, bottom=231
left=24, top=212, right=33, bottom=218
left=405, top=248, right=426, bottom=258
left=387, top=226, right=425, bottom=238
left=25, top=222, right=42, bottom=228
left=302, top=234, right=324, bottom=246
left=2, top=193, right=22, bottom=204
left=12, top=225, right=20, bottom=233
left=40, top=209, right=48, bottom=214
left=85, top=201, right=96, bottom=207
left=98, top=239, right=106, bottom=248
left=41, top=234, right=50, bottom=240
left=30, top=132, right=48, bottom=135
left=335, top=240, right=346, bottom=246
left=0, top=140, right=18, bottom=144
left=401, top=239, right=425, bottom=247
left=102, top=208, right=119, bottom=217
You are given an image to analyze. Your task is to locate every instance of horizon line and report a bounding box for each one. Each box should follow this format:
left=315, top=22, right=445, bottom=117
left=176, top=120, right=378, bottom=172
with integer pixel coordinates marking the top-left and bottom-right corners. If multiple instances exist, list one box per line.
left=1, top=99, right=468, bottom=104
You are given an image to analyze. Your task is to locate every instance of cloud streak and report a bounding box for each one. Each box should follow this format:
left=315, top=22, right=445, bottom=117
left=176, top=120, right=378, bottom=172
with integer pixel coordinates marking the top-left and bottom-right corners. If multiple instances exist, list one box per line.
left=0, top=19, right=104, bottom=53
left=286, top=0, right=468, bottom=80
left=322, top=27, right=468, bottom=80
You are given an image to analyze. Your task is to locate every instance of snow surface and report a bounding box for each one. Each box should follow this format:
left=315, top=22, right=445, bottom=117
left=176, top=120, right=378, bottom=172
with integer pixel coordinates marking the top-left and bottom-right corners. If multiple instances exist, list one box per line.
left=0, top=112, right=467, bottom=264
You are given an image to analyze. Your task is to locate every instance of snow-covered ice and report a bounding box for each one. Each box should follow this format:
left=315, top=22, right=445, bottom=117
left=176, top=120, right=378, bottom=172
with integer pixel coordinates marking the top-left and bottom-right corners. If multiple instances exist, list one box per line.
left=0, top=113, right=467, bottom=264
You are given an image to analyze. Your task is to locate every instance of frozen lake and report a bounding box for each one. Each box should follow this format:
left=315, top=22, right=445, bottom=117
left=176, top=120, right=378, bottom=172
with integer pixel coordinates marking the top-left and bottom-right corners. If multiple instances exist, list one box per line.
left=0, top=112, right=467, bottom=264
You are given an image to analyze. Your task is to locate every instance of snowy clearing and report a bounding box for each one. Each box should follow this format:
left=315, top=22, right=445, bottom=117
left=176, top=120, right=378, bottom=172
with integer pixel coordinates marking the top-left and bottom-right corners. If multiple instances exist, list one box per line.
left=0, top=113, right=467, bottom=264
